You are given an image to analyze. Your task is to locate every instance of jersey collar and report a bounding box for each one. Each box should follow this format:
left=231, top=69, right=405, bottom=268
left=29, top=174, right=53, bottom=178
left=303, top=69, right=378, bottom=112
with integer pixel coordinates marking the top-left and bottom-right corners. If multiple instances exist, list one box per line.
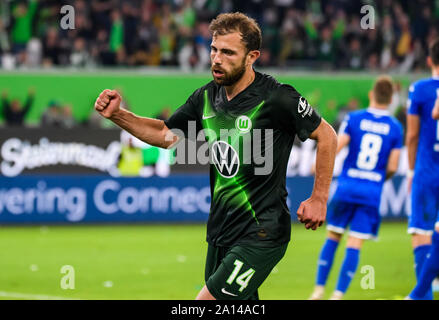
left=367, top=107, right=391, bottom=116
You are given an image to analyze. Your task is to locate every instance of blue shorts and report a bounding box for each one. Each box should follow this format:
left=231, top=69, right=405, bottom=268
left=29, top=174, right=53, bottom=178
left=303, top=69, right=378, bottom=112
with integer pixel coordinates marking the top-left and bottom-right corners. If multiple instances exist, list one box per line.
left=408, top=180, right=439, bottom=235
left=326, top=200, right=380, bottom=240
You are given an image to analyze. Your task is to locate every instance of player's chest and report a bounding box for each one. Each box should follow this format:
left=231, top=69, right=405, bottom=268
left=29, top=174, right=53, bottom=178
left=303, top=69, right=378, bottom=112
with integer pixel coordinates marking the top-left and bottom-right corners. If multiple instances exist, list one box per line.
left=200, top=101, right=274, bottom=142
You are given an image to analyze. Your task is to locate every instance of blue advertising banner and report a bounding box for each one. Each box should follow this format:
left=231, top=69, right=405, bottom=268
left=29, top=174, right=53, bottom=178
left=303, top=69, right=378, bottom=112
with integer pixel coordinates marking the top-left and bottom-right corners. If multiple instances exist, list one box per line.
left=0, top=175, right=410, bottom=224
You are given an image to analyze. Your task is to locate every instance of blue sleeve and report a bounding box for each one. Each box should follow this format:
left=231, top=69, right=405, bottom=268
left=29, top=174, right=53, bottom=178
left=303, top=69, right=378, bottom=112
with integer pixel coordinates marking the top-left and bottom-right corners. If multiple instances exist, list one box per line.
left=392, top=122, right=404, bottom=149
left=338, top=113, right=351, bottom=136
left=407, top=82, right=422, bottom=116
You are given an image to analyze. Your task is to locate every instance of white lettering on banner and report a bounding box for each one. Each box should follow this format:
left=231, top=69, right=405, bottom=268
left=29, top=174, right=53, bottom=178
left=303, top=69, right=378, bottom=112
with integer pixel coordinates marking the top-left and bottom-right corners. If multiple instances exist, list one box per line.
left=286, top=140, right=316, bottom=176
left=0, top=138, right=121, bottom=177
left=379, top=178, right=410, bottom=217
left=0, top=182, right=86, bottom=221
left=0, top=177, right=411, bottom=220
left=93, top=180, right=119, bottom=214
left=93, top=180, right=211, bottom=215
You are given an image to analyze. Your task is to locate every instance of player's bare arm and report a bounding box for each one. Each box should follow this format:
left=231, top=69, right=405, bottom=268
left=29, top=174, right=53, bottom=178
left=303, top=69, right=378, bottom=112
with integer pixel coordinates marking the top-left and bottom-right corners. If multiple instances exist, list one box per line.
left=335, top=133, right=350, bottom=155
left=94, top=89, right=179, bottom=149
left=297, top=119, right=337, bottom=230
left=433, top=92, right=439, bottom=119
left=406, top=114, right=420, bottom=191
left=385, top=148, right=401, bottom=180
left=310, top=132, right=348, bottom=175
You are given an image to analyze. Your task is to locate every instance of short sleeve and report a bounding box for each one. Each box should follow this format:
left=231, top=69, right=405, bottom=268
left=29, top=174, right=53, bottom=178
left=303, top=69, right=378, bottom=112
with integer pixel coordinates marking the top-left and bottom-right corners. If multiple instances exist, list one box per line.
left=164, top=88, right=202, bottom=139
left=392, top=121, right=404, bottom=150
left=407, top=83, right=422, bottom=116
left=338, top=114, right=351, bottom=136
left=269, top=84, right=322, bottom=141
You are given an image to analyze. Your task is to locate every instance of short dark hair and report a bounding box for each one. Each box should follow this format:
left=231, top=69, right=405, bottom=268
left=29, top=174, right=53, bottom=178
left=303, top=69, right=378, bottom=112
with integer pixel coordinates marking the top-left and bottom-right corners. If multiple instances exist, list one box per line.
left=373, top=75, right=394, bottom=105
left=209, top=12, right=262, bottom=52
left=429, top=38, right=439, bottom=66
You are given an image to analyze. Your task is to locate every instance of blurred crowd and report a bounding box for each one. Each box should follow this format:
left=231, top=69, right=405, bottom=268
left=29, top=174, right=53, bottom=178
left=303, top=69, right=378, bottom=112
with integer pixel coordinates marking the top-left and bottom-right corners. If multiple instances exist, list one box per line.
left=0, top=0, right=437, bottom=71
left=1, top=87, right=77, bottom=128
left=0, top=85, right=172, bottom=130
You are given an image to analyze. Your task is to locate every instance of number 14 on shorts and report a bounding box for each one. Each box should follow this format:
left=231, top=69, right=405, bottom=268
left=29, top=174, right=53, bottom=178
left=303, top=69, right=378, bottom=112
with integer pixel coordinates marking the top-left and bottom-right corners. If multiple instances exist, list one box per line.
left=226, top=259, right=255, bottom=292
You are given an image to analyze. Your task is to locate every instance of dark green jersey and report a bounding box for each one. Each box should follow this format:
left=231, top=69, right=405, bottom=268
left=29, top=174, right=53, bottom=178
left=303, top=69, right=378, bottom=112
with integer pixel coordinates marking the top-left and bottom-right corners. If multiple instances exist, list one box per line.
left=164, top=71, right=321, bottom=247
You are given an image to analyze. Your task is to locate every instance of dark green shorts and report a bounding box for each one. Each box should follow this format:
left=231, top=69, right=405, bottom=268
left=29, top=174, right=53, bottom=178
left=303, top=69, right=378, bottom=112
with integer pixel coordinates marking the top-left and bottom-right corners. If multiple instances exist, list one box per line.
left=205, top=243, right=288, bottom=300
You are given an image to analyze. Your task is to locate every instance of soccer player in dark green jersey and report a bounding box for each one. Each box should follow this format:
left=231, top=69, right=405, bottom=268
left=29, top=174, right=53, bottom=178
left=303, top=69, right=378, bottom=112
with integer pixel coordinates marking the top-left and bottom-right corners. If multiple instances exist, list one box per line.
left=94, top=12, right=337, bottom=300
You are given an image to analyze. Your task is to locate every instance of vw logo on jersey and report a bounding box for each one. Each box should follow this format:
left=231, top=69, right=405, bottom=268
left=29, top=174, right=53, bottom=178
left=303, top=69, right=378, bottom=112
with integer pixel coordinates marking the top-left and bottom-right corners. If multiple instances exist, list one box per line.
left=235, top=115, right=252, bottom=133
left=212, top=140, right=240, bottom=178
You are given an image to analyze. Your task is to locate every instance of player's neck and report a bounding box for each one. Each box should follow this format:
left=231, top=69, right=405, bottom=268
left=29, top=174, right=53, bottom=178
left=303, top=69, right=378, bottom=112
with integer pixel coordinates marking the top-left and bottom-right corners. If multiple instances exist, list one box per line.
left=432, top=67, right=439, bottom=78
left=224, top=68, right=255, bottom=101
left=370, top=103, right=388, bottom=110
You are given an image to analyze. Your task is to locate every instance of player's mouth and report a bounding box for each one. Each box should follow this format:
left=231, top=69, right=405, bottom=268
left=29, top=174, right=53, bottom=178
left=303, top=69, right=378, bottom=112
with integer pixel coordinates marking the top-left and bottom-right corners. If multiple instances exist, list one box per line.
left=212, top=68, right=225, bottom=77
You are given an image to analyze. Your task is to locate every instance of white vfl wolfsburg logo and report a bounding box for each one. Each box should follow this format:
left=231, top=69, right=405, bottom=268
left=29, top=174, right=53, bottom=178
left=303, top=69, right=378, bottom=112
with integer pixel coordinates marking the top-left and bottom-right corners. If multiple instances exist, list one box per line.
left=212, top=141, right=240, bottom=178
left=235, top=115, right=252, bottom=133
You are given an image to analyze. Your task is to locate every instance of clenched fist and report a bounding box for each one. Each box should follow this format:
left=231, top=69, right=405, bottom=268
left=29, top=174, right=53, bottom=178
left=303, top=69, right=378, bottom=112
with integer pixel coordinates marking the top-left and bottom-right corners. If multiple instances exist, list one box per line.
left=296, top=197, right=327, bottom=230
left=94, top=89, right=122, bottom=119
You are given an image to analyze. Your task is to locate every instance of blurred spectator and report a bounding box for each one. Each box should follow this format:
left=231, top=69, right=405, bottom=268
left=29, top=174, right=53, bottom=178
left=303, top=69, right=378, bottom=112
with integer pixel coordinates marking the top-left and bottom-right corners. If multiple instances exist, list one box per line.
left=70, top=37, right=93, bottom=67
left=118, top=129, right=171, bottom=177
left=10, top=0, right=38, bottom=54
left=118, top=130, right=144, bottom=177
left=0, top=18, right=10, bottom=55
left=42, top=27, right=62, bottom=66
left=178, top=36, right=209, bottom=72
left=40, top=100, right=76, bottom=128
left=317, top=27, right=336, bottom=67
left=158, top=10, right=176, bottom=66
left=59, top=104, right=76, bottom=128
left=91, top=29, right=114, bottom=65
left=41, top=100, right=62, bottom=127
left=344, top=38, right=364, bottom=70
left=1, top=87, right=35, bottom=126
left=109, top=10, right=124, bottom=56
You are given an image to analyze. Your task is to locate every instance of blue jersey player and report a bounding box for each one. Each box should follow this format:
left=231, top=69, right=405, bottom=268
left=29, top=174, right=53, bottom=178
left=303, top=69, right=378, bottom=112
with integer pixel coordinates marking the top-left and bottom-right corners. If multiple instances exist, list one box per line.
left=310, top=76, right=403, bottom=300
left=406, top=39, right=439, bottom=300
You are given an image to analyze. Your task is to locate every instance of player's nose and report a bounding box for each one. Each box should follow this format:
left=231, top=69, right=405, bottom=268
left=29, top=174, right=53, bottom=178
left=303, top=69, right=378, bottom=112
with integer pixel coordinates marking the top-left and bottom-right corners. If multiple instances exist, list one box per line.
left=212, top=53, right=222, bottom=65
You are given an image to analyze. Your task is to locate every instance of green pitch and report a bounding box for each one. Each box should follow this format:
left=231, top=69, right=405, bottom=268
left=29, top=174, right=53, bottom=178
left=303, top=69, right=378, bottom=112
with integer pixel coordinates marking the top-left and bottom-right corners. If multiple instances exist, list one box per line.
left=0, top=222, right=437, bottom=300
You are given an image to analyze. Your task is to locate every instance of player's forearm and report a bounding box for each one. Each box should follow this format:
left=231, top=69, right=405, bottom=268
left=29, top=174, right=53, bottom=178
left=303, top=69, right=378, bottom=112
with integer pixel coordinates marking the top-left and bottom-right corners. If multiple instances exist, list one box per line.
left=406, top=134, right=418, bottom=170
left=385, top=149, right=401, bottom=180
left=23, top=96, right=34, bottom=114
left=433, top=104, right=439, bottom=120
left=109, top=108, right=176, bottom=149
left=311, top=122, right=337, bottom=202
left=406, top=115, right=420, bottom=171
left=385, top=170, right=396, bottom=180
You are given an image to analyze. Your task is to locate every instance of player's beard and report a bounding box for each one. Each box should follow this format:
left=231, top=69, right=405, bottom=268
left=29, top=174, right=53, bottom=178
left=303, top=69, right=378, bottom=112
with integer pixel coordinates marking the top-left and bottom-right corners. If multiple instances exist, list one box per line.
left=211, top=58, right=246, bottom=86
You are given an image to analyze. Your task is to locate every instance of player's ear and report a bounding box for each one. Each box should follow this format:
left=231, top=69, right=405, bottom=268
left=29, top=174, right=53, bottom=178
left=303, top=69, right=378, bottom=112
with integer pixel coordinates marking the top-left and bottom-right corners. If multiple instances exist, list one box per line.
left=427, top=56, right=433, bottom=68
left=368, top=90, right=373, bottom=102
left=247, top=50, right=260, bottom=66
